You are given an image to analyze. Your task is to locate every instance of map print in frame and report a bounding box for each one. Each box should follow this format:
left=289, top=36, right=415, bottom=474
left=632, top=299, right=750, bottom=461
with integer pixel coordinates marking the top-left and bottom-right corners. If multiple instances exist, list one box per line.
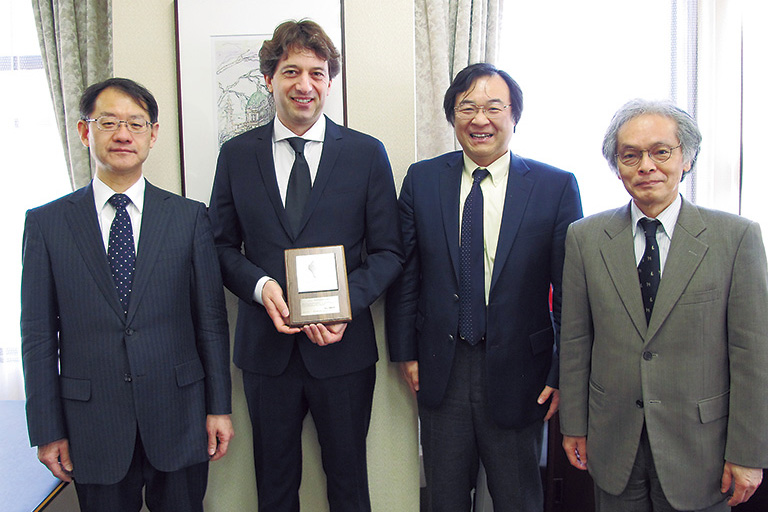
left=214, top=36, right=276, bottom=147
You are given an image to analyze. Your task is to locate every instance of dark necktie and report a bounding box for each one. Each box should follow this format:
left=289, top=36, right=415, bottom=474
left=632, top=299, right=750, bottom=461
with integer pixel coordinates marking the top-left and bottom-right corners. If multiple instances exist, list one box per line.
left=108, top=194, right=136, bottom=316
left=285, top=137, right=311, bottom=236
left=459, top=168, right=490, bottom=345
left=637, top=218, right=661, bottom=324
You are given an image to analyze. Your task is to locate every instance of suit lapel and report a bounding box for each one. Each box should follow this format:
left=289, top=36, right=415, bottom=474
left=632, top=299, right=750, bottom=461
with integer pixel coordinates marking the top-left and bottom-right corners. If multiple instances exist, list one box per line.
left=127, top=182, right=172, bottom=323
left=253, top=121, right=295, bottom=238
left=65, top=184, right=126, bottom=320
left=296, top=116, right=342, bottom=237
left=600, top=205, right=648, bottom=336
left=440, top=155, right=463, bottom=280
left=489, top=154, right=533, bottom=293
left=646, top=199, right=708, bottom=340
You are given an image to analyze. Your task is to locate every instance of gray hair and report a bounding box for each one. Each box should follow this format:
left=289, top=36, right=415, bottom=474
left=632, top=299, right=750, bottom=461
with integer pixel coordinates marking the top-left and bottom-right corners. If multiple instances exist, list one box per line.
left=602, top=99, right=702, bottom=178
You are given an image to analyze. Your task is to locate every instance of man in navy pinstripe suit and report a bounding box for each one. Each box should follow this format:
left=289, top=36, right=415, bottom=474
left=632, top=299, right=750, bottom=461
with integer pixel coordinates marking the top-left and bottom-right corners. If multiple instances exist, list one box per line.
left=21, top=78, right=233, bottom=512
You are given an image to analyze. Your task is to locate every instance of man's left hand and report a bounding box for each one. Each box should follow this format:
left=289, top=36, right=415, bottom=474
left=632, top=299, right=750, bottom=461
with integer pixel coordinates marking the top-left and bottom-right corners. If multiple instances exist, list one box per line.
left=537, top=386, right=559, bottom=421
left=301, top=322, right=347, bottom=346
left=206, top=414, right=234, bottom=461
left=721, top=462, right=763, bottom=506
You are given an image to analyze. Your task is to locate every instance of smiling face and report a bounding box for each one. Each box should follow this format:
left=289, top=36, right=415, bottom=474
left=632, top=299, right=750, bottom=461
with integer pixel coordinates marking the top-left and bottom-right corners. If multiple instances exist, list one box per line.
left=77, top=87, right=158, bottom=187
left=616, top=113, right=691, bottom=218
left=265, top=47, right=332, bottom=136
left=453, top=74, right=516, bottom=168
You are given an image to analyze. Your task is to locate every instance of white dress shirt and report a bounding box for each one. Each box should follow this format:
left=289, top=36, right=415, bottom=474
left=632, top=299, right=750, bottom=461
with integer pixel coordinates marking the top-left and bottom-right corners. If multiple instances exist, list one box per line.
left=271, top=115, right=326, bottom=203
left=630, top=194, right=682, bottom=277
left=254, top=116, right=327, bottom=304
left=92, top=175, right=145, bottom=254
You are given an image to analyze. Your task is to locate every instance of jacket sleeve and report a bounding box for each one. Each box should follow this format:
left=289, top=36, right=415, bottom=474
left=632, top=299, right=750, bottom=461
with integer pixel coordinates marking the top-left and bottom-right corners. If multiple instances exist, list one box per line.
left=21, top=210, right=68, bottom=446
left=385, top=165, right=420, bottom=362
left=190, top=204, right=232, bottom=415
left=558, top=222, right=593, bottom=437
left=345, top=139, right=405, bottom=318
left=723, top=220, right=768, bottom=467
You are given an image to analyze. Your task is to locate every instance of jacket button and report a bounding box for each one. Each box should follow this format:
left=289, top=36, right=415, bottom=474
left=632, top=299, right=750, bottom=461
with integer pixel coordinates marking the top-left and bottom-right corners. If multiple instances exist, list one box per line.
left=636, top=400, right=643, bottom=408
left=125, top=328, right=134, bottom=336
left=643, top=351, right=653, bottom=361
left=124, top=374, right=132, bottom=382
left=453, top=294, right=459, bottom=302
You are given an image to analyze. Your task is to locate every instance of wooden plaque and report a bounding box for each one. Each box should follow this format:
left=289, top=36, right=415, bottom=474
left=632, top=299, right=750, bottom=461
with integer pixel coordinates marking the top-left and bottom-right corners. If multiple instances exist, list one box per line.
left=284, top=245, right=351, bottom=327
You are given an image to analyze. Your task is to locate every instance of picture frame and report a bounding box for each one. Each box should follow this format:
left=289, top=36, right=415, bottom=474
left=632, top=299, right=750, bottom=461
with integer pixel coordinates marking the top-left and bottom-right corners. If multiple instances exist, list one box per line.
left=174, top=0, right=347, bottom=203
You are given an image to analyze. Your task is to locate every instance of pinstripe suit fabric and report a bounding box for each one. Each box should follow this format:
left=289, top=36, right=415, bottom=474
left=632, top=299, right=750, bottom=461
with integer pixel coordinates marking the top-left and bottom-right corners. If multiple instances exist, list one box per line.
left=21, top=181, right=231, bottom=485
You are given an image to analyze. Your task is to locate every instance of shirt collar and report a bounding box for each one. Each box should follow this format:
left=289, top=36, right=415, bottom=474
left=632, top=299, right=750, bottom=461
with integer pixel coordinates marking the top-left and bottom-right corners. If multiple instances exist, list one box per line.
left=462, top=151, right=510, bottom=186
left=630, top=194, right=681, bottom=238
left=273, top=114, right=326, bottom=143
left=93, top=175, right=146, bottom=213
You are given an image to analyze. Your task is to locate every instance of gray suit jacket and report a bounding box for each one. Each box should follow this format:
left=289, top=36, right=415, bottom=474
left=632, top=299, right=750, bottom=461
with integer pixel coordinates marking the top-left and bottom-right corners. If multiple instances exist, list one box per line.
left=21, top=181, right=231, bottom=484
left=559, top=198, right=768, bottom=510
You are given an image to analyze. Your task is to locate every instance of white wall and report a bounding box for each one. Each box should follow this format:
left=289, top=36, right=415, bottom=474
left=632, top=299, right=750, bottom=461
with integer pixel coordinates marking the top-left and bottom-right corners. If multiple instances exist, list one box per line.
left=108, top=1, right=420, bottom=511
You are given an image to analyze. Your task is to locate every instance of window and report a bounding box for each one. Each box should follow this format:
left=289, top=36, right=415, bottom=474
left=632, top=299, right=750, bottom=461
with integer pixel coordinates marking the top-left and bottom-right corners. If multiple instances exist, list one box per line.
left=498, top=0, right=698, bottom=216
left=0, top=0, right=70, bottom=400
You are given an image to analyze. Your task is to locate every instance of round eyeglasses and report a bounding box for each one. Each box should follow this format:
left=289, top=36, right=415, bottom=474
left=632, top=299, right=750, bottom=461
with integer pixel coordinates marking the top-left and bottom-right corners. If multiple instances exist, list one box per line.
left=84, top=115, right=153, bottom=134
left=454, top=103, right=511, bottom=120
left=616, top=144, right=682, bottom=167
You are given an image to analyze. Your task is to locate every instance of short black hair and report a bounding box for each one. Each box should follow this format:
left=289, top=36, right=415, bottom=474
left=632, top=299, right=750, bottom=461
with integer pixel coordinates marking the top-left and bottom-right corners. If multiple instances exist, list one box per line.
left=443, top=63, right=523, bottom=126
left=79, top=77, right=159, bottom=123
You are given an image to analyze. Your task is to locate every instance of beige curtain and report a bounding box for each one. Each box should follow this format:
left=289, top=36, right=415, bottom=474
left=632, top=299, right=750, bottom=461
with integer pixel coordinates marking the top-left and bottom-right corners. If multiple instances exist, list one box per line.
left=415, top=0, right=502, bottom=160
left=32, top=0, right=113, bottom=190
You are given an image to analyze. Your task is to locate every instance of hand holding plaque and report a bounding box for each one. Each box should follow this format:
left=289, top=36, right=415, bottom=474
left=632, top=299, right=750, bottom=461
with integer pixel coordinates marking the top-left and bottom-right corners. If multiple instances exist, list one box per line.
left=284, top=245, right=352, bottom=327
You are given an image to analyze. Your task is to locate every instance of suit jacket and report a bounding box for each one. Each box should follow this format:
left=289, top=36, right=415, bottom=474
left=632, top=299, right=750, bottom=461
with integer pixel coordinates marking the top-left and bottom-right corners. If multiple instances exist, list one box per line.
left=21, top=181, right=231, bottom=485
left=208, top=117, right=404, bottom=379
left=386, top=151, right=583, bottom=429
left=559, top=198, right=768, bottom=510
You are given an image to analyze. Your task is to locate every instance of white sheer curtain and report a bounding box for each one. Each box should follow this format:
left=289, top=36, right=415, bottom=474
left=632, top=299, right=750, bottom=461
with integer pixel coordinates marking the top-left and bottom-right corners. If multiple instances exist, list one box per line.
left=31, top=0, right=113, bottom=189
left=0, top=1, right=113, bottom=399
left=414, top=0, right=503, bottom=160
left=738, top=2, right=768, bottom=231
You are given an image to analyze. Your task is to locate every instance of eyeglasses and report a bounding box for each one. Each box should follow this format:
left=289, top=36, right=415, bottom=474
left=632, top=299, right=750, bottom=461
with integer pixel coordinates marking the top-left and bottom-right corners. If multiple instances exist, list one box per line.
left=454, top=102, right=512, bottom=120
left=616, top=144, right=682, bottom=167
left=84, top=115, right=153, bottom=134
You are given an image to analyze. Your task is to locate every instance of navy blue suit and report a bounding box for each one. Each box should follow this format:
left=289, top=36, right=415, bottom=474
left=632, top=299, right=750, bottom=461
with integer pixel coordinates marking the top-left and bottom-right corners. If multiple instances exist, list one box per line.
left=387, top=150, right=583, bottom=427
left=386, top=150, right=582, bottom=510
left=21, top=181, right=231, bottom=485
left=209, top=116, right=404, bottom=511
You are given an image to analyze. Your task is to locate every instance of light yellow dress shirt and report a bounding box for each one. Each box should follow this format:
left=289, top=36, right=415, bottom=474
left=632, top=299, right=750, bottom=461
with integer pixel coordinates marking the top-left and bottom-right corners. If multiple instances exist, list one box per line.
left=459, top=151, right=511, bottom=302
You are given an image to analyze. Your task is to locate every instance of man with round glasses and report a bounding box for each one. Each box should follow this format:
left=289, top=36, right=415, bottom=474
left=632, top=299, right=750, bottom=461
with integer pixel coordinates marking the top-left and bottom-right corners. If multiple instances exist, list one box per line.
left=559, top=99, right=768, bottom=511
left=386, top=63, right=583, bottom=511
left=21, top=77, right=233, bottom=511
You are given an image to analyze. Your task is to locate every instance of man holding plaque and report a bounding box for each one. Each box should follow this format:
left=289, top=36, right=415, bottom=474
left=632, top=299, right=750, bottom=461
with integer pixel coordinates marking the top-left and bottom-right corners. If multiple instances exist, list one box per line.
left=386, top=63, right=583, bottom=511
left=208, top=19, right=404, bottom=512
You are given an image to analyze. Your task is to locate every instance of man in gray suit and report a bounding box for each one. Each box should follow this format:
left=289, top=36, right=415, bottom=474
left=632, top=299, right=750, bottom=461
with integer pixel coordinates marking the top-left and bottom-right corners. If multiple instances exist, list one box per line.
left=21, top=78, right=233, bottom=511
left=559, top=99, right=768, bottom=511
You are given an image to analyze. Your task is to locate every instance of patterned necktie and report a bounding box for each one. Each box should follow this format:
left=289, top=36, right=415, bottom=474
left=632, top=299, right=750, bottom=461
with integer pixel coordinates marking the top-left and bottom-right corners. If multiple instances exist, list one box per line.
left=285, top=137, right=311, bottom=236
left=637, top=218, right=661, bottom=324
left=108, top=194, right=136, bottom=316
left=459, top=168, right=490, bottom=345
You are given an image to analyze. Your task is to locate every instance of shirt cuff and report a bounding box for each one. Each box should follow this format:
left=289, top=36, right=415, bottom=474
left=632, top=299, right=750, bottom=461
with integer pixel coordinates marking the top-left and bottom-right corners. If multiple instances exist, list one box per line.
left=254, top=276, right=274, bottom=305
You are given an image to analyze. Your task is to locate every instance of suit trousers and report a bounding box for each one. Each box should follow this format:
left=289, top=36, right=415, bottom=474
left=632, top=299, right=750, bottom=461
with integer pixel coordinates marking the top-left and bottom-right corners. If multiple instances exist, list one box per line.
left=420, top=339, right=544, bottom=512
left=594, top=425, right=729, bottom=512
left=74, top=433, right=208, bottom=512
left=242, top=342, right=376, bottom=512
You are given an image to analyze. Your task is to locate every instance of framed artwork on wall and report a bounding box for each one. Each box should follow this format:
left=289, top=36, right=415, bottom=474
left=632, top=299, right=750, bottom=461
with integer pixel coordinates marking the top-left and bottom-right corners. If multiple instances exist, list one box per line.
left=175, top=0, right=346, bottom=202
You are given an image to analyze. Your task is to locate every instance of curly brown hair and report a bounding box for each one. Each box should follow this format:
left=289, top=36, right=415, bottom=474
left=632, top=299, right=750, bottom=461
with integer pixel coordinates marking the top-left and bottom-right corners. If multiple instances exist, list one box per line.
left=259, top=19, right=341, bottom=79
